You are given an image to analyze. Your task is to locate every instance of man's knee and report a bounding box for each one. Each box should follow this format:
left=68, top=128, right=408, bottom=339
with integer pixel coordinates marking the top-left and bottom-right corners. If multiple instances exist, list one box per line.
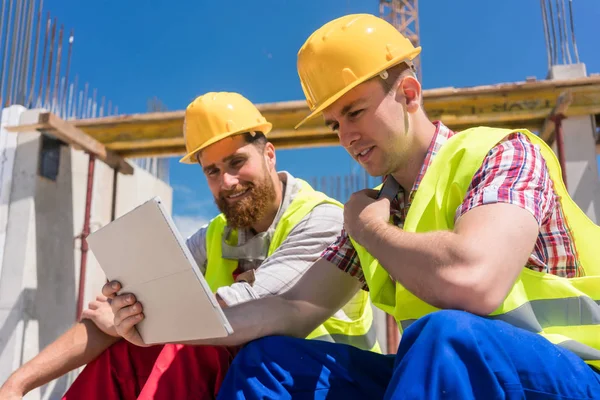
left=406, top=310, right=487, bottom=342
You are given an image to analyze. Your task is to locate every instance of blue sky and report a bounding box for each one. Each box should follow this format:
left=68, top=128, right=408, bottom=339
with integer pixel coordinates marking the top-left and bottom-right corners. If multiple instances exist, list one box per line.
left=48, top=0, right=600, bottom=236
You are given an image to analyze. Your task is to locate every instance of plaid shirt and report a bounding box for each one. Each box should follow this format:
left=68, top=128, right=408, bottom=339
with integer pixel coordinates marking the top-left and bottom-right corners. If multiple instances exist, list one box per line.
left=322, top=121, right=579, bottom=290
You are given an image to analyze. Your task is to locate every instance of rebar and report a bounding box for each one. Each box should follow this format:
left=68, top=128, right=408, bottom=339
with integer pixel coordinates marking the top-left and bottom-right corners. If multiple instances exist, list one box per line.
left=5, top=0, right=22, bottom=106
left=540, top=0, right=552, bottom=71
left=52, top=24, right=63, bottom=112
left=27, top=0, right=41, bottom=107
left=0, top=0, right=14, bottom=106
left=69, top=73, right=78, bottom=118
left=0, top=0, right=8, bottom=101
left=61, top=29, right=73, bottom=115
left=82, top=81, right=88, bottom=118
left=547, top=0, right=558, bottom=65
left=17, top=0, right=34, bottom=105
left=44, top=16, right=56, bottom=108
left=92, top=88, right=97, bottom=118
left=76, top=89, right=83, bottom=119
left=36, top=12, right=49, bottom=107
left=100, top=96, right=105, bottom=117
left=560, top=0, right=571, bottom=64
left=10, top=0, right=26, bottom=105
left=568, top=0, right=580, bottom=63
left=66, top=82, right=73, bottom=119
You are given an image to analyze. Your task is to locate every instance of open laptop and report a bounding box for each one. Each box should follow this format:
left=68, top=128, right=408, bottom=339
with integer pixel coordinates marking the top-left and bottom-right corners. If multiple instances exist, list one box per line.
left=87, top=196, right=233, bottom=345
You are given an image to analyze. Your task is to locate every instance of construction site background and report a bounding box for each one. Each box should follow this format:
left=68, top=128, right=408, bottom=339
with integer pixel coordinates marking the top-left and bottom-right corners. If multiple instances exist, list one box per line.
left=0, top=1, right=598, bottom=399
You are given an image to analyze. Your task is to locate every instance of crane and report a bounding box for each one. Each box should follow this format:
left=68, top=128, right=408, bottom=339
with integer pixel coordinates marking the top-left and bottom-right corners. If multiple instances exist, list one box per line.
left=379, top=0, right=421, bottom=81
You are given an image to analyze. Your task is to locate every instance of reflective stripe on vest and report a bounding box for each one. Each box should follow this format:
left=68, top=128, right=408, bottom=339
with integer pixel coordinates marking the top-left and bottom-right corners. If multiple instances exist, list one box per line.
left=352, top=127, right=600, bottom=369
left=311, top=319, right=379, bottom=350
left=401, top=299, right=600, bottom=332
left=205, top=178, right=381, bottom=353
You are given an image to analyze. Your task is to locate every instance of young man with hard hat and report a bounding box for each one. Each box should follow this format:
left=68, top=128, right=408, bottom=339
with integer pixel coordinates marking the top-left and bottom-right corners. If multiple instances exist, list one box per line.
left=0, top=92, right=379, bottom=400
left=106, top=13, right=600, bottom=398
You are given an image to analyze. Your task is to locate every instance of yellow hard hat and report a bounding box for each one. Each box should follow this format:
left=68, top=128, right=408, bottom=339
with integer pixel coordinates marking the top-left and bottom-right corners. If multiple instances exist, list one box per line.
left=179, top=92, right=273, bottom=164
left=295, top=13, right=421, bottom=128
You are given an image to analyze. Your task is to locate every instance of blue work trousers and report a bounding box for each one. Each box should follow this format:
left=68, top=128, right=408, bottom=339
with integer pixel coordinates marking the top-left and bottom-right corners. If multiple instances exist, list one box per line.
left=217, top=310, right=600, bottom=399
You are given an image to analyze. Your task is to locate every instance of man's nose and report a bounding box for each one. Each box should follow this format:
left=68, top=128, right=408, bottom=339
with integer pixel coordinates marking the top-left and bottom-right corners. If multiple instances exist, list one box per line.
left=221, top=172, right=239, bottom=190
left=338, top=123, right=360, bottom=149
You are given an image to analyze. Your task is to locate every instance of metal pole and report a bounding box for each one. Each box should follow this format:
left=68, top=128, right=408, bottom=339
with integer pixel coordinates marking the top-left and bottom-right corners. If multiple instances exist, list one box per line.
left=0, top=0, right=8, bottom=100
left=66, top=82, right=73, bottom=119
left=5, top=0, right=22, bottom=106
left=35, top=12, right=49, bottom=107
left=17, top=0, right=34, bottom=105
left=76, top=89, right=83, bottom=119
left=82, top=81, right=88, bottom=118
left=51, top=23, right=63, bottom=112
left=547, top=0, right=558, bottom=65
left=540, top=0, right=552, bottom=70
left=44, top=16, right=55, bottom=108
left=61, top=29, right=73, bottom=115
left=69, top=73, right=78, bottom=118
left=111, top=168, right=118, bottom=222
left=99, top=95, right=105, bottom=117
left=0, top=0, right=14, bottom=106
left=10, top=0, right=26, bottom=105
left=92, top=88, right=97, bottom=117
left=560, top=0, right=571, bottom=64
left=76, top=154, right=96, bottom=321
left=551, top=114, right=568, bottom=190
left=568, top=0, right=580, bottom=63
left=27, top=0, right=41, bottom=107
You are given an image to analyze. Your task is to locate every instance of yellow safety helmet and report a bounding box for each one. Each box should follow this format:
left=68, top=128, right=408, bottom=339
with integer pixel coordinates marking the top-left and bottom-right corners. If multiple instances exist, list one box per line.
left=179, top=92, right=273, bottom=164
left=295, top=13, right=421, bottom=128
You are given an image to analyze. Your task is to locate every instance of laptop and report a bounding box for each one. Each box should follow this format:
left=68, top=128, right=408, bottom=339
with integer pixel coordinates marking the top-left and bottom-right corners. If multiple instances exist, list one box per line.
left=87, top=196, right=234, bottom=345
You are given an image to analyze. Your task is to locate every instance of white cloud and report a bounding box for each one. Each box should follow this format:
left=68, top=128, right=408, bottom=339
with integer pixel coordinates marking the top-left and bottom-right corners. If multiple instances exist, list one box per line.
left=173, top=214, right=210, bottom=239
left=172, top=184, right=194, bottom=195
left=182, top=199, right=216, bottom=212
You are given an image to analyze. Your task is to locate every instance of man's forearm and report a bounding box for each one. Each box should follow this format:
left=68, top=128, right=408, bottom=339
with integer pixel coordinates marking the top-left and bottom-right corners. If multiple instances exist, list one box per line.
left=361, top=222, right=485, bottom=312
left=182, top=290, right=327, bottom=347
left=1, top=319, right=119, bottom=396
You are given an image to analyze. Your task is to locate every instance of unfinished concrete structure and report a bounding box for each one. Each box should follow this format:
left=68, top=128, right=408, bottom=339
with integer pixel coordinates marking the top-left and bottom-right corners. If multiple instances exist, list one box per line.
left=0, top=106, right=172, bottom=399
left=0, top=0, right=598, bottom=399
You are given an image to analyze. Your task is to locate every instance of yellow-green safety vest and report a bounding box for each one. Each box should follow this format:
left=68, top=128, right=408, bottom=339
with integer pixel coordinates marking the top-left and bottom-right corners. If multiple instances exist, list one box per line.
left=205, top=178, right=381, bottom=352
left=352, top=127, right=600, bottom=369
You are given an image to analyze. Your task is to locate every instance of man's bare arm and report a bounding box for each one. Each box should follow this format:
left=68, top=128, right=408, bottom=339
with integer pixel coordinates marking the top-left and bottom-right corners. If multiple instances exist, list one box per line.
left=107, top=258, right=362, bottom=348
left=0, top=320, right=119, bottom=397
left=360, top=203, right=539, bottom=315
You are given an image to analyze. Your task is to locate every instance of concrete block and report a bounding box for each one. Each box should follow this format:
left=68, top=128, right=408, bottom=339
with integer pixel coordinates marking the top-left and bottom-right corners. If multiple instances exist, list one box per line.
left=548, top=63, right=587, bottom=79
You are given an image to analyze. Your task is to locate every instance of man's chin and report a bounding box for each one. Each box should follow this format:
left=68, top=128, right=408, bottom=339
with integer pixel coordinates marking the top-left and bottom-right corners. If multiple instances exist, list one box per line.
left=222, top=205, right=260, bottom=228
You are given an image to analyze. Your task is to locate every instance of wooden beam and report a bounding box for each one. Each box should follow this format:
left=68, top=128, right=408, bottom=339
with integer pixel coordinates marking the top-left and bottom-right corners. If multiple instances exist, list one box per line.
left=61, top=76, right=600, bottom=156
left=40, top=113, right=107, bottom=155
left=6, top=76, right=600, bottom=157
left=5, top=112, right=134, bottom=174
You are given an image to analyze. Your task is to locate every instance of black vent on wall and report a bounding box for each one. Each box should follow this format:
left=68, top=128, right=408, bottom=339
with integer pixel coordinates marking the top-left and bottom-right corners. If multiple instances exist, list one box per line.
left=38, top=135, right=64, bottom=181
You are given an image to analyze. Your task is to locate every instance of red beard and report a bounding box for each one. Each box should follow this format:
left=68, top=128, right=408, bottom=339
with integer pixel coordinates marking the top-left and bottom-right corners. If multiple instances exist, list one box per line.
left=215, top=174, right=277, bottom=229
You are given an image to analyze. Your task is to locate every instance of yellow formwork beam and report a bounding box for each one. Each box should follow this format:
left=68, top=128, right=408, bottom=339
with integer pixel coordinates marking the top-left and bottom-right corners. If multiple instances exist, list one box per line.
left=9, top=76, right=600, bottom=158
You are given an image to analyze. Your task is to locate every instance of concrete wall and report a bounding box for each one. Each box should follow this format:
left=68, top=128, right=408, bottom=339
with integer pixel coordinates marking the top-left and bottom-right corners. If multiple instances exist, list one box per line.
left=0, top=107, right=172, bottom=400
left=549, top=64, right=600, bottom=223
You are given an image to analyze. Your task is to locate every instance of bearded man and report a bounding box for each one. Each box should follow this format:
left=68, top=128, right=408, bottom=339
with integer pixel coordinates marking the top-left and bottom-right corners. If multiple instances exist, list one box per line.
left=0, top=92, right=378, bottom=400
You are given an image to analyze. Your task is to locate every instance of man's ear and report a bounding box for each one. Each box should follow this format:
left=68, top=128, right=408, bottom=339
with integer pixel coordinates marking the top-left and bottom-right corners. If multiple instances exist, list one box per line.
left=264, top=142, right=276, bottom=171
left=395, top=76, right=422, bottom=114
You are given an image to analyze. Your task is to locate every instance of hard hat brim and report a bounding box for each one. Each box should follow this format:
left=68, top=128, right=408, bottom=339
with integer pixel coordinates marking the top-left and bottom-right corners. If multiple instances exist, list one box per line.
left=179, top=122, right=273, bottom=164
left=294, top=49, right=421, bottom=130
